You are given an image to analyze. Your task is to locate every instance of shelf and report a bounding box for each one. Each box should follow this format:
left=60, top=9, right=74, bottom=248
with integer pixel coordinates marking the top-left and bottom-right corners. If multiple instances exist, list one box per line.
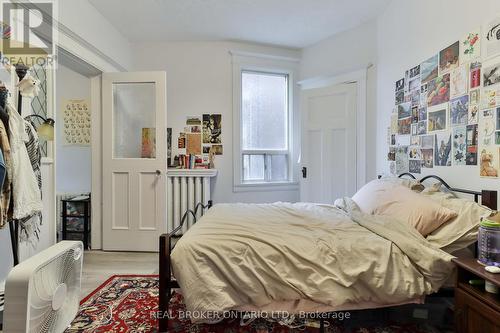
left=167, top=168, right=218, bottom=177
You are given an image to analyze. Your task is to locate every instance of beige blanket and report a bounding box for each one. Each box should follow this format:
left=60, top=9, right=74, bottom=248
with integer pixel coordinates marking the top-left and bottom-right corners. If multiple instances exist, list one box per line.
left=171, top=199, right=454, bottom=321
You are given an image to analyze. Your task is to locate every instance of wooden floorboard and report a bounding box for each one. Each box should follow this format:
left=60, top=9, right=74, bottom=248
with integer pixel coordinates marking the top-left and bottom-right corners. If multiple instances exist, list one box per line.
left=80, top=250, right=157, bottom=299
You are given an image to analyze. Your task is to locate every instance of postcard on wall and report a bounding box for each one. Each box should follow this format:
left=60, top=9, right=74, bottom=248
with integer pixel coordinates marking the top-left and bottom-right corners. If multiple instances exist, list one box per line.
left=178, top=132, right=186, bottom=149
left=466, top=124, right=478, bottom=165
left=211, top=144, right=223, bottom=155
left=202, top=114, right=222, bottom=144
left=450, top=94, right=469, bottom=126
left=409, top=76, right=421, bottom=92
left=395, top=146, right=409, bottom=174
left=411, top=106, right=419, bottom=123
left=439, top=41, right=460, bottom=74
left=481, top=86, right=500, bottom=109
left=410, top=89, right=420, bottom=107
left=391, top=113, right=398, bottom=134
left=404, top=70, right=410, bottom=93
left=482, top=56, right=500, bottom=88
left=434, top=132, right=452, bottom=166
left=62, top=99, right=91, bottom=146
left=421, top=54, right=439, bottom=84
left=480, top=109, right=496, bottom=146
left=409, top=160, right=421, bottom=174
left=397, top=102, right=411, bottom=119
left=452, top=126, right=467, bottom=166
left=427, top=73, right=450, bottom=106
left=409, top=145, right=421, bottom=160
left=417, top=121, right=427, bottom=135
left=470, top=61, right=481, bottom=89
left=418, top=106, right=427, bottom=121
left=409, top=65, right=420, bottom=79
left=397, top=134, right=411, bottom=146
left=421, top=148, right=434, bottom=168
left=461, top=29, right=481, bottom=62
left=388, top=147, right=396, bottom=161
left=420, top=83, right=428, bottom=106
left=395, top=90, right=404, bottom=105
left=427, top=104, right=449, bottom=133
left=450, top=65, right=468, bottom=98
left=484, top=17, right=500, bottom=58
left=398, top=117, right=411, bottom=135
left=411, top=123, right=418, bottom=136
left=410, top=135, right=420, bottom=146
left=479, top=146, right=499, bottom=178
left=186, top=133, right=202, bottom=155
left=395, top=78, right=404, bottom=92
left=420, top=134, right=434, bottom=149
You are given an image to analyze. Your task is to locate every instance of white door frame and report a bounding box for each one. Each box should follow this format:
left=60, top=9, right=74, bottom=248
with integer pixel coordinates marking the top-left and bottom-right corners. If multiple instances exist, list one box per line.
left=298, top=68, right=368, bottom=190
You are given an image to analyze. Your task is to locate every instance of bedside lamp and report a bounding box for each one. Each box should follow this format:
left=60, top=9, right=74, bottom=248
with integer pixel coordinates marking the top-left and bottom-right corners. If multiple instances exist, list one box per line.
left=24, top=114, right=55, bottom=141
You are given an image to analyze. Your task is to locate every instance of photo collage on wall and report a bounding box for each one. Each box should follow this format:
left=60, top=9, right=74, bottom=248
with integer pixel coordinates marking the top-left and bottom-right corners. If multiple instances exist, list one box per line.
left=388, top=18, right=500, bottom=178
left=174, top=114, right=223, bottom=168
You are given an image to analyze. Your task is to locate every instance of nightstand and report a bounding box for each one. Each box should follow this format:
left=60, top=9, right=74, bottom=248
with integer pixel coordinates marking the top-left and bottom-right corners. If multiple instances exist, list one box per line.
left=453, top=257, right=500, bottom=333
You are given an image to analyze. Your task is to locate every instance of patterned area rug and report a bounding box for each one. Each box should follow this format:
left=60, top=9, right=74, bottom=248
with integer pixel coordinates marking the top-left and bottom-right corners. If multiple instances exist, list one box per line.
left=67, top=275, right=445, bottom=333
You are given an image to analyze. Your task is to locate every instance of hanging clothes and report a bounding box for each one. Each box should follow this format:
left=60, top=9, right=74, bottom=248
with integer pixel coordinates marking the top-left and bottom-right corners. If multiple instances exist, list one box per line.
left=7, top=103, right=42, bottom=220
left=0, top=118, right=11, bottom=228
left=24, top=121, right=42, bottom=191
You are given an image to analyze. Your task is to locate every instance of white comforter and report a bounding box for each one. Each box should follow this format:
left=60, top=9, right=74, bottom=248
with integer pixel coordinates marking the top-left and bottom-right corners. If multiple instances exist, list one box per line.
left=171, top=198, right=454, bottom=322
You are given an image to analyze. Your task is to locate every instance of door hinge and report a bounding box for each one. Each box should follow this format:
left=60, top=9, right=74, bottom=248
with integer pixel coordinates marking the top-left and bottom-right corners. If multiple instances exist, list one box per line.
left=302, top=167, right=307, bottom=178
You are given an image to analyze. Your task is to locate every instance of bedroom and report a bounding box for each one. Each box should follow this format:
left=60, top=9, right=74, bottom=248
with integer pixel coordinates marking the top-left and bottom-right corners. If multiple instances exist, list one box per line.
left=0, top=0, right=500, bottom=332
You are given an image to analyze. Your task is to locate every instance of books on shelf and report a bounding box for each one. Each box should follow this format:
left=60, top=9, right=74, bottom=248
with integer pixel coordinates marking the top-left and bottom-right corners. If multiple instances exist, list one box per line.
left=176, top=154, right=209, bottom=169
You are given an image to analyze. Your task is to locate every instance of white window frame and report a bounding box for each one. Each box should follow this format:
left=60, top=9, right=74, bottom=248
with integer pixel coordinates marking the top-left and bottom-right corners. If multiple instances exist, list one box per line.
left=231, top=51, right=300, bottom=192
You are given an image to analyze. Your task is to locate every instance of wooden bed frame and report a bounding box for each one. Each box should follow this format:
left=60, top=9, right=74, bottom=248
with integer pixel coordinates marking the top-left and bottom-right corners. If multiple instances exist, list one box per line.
left=158, top=174, right=497, bottom=332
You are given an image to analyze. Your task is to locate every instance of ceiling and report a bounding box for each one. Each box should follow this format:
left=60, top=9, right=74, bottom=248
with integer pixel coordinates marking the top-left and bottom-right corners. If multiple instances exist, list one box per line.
left=88, top=0, right=390, bottom=48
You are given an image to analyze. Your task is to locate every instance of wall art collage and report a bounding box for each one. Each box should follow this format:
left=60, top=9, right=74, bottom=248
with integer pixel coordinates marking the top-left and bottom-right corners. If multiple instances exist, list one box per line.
left=387, top=18, right=500, bottom=178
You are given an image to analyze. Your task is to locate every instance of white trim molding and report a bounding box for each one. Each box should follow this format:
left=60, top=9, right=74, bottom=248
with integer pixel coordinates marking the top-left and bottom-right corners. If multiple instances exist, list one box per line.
left=299, top=67, right=368, bottom=190
left=231, top=51, right=300, bottom=193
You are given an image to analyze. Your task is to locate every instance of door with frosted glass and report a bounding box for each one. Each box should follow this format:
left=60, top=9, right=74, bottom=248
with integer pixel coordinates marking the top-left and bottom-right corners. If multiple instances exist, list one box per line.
left=102, top=72, right=167, bottom=251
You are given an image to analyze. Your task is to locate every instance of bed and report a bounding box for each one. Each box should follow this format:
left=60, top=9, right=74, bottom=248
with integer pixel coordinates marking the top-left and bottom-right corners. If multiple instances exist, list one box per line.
left=158, top=174, right=497, bottom=332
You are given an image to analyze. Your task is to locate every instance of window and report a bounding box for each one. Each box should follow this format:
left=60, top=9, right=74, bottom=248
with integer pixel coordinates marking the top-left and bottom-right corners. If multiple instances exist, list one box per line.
left=240, top=71, right=290, bottom=183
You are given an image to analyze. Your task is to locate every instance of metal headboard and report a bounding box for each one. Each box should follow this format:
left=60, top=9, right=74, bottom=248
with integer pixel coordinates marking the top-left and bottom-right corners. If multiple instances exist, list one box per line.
left=396, top=173, right=497, bottom=209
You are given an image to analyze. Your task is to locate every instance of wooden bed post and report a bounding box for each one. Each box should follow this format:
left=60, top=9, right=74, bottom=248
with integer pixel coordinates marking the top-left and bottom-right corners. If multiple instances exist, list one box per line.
left=481, top=190, right=497, bottom=210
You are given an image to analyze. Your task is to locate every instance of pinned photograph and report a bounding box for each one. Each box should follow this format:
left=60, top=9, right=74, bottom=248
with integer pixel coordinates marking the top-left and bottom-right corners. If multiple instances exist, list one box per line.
left=420, top=134, right=434, bottom=149
left=395, top=90, right=404, bottom=105
left=480, top=109, right=496, bottom=146
left=398, top=117, right=412, bottom=135
left=202, top=145, right=211, bottom=154
left=395, top=146, right=409, bottom=174
left=388, top=147, right=396, bottom=161
left=211, top=144, right=223, bottom=155
left=409, top=77, right=421, bottom=92
left=186, top=115, right=202, bottom=125
left=410, top=135, right=420, bottom=146
left=450, top=95, right=469, bottom=126
left=480, top=147, right=499, bottom=178
left=395, top=78, right=405, bottom=92
left=452, top=126, right=467, bottom=166
left=391, top=113, right=398, bottom=134
left=411, top=106, right=419, bottom=123
left=434, top=132, right=452, bottom=166
left=410, top=64, right=420, bottom=78
left=470, top=61, right=481, bottom=89
left=439, top=41, right=460, bottom=74
left=484, top=16, right=500, bottom=58
left=427, top=74, right=450, bottom=106
left=418, top=121, right=427, bottom=135
left=410, top=89, right=420, bottom=106
left=398, top=102, right=412, bottom=119
left=178, top=133, right=186, bottom=149
left=481, top=86, right=500, bottom=109
left=482, top=57, right=500, bottom=87
left=450, top=65, right=468, bottom=98
left=418, top=106, right=427, bottom=121
left=469, top=103, right=479, bottom=125
left=202, top=114, right=222, bottom=144
left=409, top=145, right=421, bottom=160
left=421, top=55, right=439, bottom=83
left=427, top=104, right=448, bottom=132
left=466, top=124, right=478, bottom=165
left=461, top=29, right=481, bottom=62
left=421, top=149, right=434, bottom=168
left=409, top=160, right=421, bottom=174
left=420, top=83, right=428, bottom=106
left=411, top=123, right=418, bottom=136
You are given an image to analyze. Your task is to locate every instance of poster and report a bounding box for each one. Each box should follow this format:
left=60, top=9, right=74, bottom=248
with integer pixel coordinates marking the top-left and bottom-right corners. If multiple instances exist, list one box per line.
left=480, top=147, right=499, bottom=177
left=141, top=128, right=156, bottom=158
left=409, top=160, right=421, bottom=174
left=439, top=41, right=460, bottom=74
left=202, top=114, right=222, bottom=144
left=186, top=133, right=201, bottom=155
left=434, top=132, right=452, bottom=166
left=466, top=124, right=478, bottom=165
left=421, top=55, right=439, bottom=84
left=461, top=29, right=481, bottom=62
left=450, top=65, right=468, bottom=98
left=484, top=17, right=500, bottom=58
left=480, top=109, right=496, bottom=146
left=427, top=104, right=449, bottom=132
left=62, top=99, right=91, bottom=146
left=482, top=56, right=500, bottom=87
left=395, top=146, right=409, bottom=174
left=178, top=133, right=185, bottom=149
left=452, top=126, right=467, bottom=166
left=450, top=94, right=469, bottom=126
left=469, top=89, right=480, bottom=124
left=470, top=61, right=481, bottom=89
left=481, top=85, right=500, bottom=109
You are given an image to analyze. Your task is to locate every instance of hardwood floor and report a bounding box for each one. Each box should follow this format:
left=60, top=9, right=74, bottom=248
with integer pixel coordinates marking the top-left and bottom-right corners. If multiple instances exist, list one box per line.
left=80, top=250, right=157, bottom=299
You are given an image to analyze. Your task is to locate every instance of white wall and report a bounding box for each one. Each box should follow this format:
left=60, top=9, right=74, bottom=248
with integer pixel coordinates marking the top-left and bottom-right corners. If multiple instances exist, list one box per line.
left=132, top=41, right=301, bottom=203
left=376, top=0, right=500, bottom=203
left=56, top=64, right=92, bottom=194
left=300, top=20, right=378, bottom=183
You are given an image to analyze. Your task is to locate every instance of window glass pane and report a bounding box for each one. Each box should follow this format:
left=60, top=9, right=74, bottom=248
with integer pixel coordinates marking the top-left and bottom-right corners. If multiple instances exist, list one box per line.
left=113, top=82, right=156, bottom=158
left=243, top=154, right=265, bottom=181
left=241, top=71, right=288, bottom=150
left=269, top=154, right=288, bottom=181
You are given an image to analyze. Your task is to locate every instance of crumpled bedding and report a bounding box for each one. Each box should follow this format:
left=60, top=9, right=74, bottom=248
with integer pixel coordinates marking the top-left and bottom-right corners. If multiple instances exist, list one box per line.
left=171, top=198, right=454, bottom=322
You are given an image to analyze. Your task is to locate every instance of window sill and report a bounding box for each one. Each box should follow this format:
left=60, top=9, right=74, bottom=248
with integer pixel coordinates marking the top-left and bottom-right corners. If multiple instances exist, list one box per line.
left=233, top=181, right=299, bottom=193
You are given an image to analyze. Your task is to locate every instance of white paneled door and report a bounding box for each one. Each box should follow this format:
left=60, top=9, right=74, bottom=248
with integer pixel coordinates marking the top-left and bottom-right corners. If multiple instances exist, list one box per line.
left=300, top=83, right=357, bottom=203
left=102, top=72, right=167, bottom=251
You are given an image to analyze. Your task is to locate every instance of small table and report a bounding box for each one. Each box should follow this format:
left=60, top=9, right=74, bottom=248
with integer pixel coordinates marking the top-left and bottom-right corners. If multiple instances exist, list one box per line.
left=453, top=257, right=500, bottom=333
left=61, top=196, right=91, bottom=249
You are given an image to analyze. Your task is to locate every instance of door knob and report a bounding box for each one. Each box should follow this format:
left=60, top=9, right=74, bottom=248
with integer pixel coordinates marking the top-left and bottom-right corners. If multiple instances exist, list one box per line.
left=156, top=170, right=162, bottom=176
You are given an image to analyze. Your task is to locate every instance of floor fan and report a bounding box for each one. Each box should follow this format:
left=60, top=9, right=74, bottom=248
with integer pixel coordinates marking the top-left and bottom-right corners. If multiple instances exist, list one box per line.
left=3, top=241, right=83, bottom=333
